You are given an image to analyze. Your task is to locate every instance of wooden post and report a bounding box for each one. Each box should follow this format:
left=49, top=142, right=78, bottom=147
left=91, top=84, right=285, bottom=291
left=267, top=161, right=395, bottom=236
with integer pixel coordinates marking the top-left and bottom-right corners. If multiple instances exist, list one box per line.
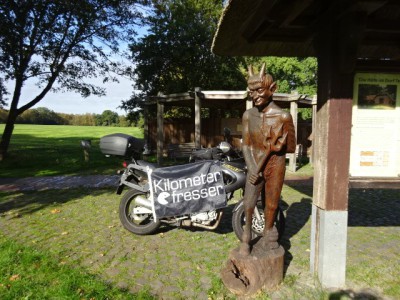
left=195, top=87, right=202, bottom=149
left=246, top=95, right=253, bottom=110
left=310, top=96, right=317, bottom=166
left=81, top=140, right=91, bottom=163
left=288, top=99, right=298, bottom=172
left=143, top=104, right=149, bottom=149
left=157, top=99, right=164, bottom=165
left=310, top=11, right=366, bottom=288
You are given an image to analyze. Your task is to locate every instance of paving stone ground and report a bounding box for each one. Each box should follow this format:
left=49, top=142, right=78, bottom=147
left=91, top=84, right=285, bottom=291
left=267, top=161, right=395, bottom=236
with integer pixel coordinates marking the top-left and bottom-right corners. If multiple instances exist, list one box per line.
left=0, top=175, right=399, bottom=299
left=0, top=174, right=120, bottom=191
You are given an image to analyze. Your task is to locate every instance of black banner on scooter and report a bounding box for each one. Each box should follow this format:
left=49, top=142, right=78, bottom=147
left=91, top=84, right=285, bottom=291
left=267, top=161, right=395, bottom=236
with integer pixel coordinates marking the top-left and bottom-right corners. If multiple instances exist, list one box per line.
left=149, top=160, right=226, bottom=218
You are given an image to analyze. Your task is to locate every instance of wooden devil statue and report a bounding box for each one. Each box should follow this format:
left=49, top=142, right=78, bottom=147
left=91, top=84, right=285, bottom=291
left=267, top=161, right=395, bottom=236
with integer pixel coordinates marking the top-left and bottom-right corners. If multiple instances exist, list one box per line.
left=240, top=63, right=296, bottom=255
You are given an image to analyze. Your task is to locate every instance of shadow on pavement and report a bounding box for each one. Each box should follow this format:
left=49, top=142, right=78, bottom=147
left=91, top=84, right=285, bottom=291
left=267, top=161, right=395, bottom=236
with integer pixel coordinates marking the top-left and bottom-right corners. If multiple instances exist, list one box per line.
left=329, top=288, right=381, bottom=300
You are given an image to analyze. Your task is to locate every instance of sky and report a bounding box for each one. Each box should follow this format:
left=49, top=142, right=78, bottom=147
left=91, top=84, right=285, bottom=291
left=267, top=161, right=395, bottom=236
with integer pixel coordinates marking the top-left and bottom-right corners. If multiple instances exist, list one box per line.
left=4, top=72, right=134, bottom=116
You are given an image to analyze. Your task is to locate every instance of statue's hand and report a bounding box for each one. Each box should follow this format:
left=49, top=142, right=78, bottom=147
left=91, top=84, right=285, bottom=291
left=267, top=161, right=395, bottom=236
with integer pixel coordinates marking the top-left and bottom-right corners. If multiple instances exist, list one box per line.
left=248, top=173, right=261, bottom=185
left=263, top=123, right=288, bottom=153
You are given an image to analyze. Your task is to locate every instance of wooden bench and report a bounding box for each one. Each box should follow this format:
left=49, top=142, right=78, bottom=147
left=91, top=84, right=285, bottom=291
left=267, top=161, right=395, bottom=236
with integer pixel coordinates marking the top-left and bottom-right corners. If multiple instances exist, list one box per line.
left=168, top=143, right=196, bottom=159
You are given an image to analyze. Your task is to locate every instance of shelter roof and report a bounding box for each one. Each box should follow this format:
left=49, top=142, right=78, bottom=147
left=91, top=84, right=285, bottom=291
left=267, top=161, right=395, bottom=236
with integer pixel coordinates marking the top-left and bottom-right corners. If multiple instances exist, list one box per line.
left=212, top=0, right=400, bottom=60
left=146, top=91, right=315, bottom=109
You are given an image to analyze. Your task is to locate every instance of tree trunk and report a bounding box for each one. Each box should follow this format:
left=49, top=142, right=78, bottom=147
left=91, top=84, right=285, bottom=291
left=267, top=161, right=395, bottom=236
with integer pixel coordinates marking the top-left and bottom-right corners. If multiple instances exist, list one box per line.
left=0, top=70, right=58, bottom=161
left=0, top=109, right=18, bottom=161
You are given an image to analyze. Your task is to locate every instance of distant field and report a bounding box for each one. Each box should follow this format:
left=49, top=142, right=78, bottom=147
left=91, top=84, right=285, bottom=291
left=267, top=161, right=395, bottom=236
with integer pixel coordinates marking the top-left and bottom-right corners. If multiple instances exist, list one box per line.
left=0, top=124, right=144, bottom=177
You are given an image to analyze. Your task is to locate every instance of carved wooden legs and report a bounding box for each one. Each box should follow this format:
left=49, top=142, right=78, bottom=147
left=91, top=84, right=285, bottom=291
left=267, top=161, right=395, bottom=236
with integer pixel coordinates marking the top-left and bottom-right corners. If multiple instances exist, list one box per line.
left=240, top=154, right=286, bottom=254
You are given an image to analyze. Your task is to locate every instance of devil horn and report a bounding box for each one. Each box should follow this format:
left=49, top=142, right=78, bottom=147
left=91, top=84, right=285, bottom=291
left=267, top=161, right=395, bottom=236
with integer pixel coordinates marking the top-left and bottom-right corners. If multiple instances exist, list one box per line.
left=260, top=62, right=266, bottom=77
left=248, top=65, right=254, bottom=76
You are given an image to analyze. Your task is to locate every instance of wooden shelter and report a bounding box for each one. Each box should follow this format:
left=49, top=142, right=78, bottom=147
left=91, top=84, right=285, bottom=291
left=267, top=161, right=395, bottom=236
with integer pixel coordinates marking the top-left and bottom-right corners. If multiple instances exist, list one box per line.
left=144, top=89, right=315, bottom=171
left=212, top=0, right=400, bottom=288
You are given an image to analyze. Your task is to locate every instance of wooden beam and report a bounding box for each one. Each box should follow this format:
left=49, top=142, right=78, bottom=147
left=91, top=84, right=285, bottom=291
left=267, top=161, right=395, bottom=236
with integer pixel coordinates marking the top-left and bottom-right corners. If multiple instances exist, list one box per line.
left=281, top=0, right=314, bottom=27
left=312, top=11, right=364, bottom=209
left=356, top=59, right=400, bottom=72
left=246, top=98, right=253, bottom=111
left=313, top=99, right=353, bottom=210
left=310, top=96, right=317, bottom=166
left=366, top=18, right=400, bottom=33
left=256, top=28, right=311, bottom=43
left=349, top=177, right=400, bottom=189
left=143, top=105, right=149, bottom=151
left=362, top=33, right=400, bottom=46
left=309, top=0, right=364, bottom=44
left=157, top=100, right=164, bottom=165
left=288, top=100, right=298, bottom=172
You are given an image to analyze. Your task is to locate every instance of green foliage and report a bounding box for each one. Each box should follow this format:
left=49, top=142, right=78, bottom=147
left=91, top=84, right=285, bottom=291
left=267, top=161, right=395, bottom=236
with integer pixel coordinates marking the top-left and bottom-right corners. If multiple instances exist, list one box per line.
left=118, top=115, right=130, bottom=127
left=96, top=109, right=120, bottom=126
left=298, top=108, right=313, bottom=121
left=164, top=106, right=192, bottom=118
left=0, top=78, right=6, bottom=107
left=17, top=107, right=68, bottom=125
left=122, top=0, right=247, bottom=117
left=66, top=113, right=97, bottom=126
left=245, top=57, right=317, bottom=95
left=0, top=108, right=134, bottom=127
left=0, top=108, right=8, bottom=123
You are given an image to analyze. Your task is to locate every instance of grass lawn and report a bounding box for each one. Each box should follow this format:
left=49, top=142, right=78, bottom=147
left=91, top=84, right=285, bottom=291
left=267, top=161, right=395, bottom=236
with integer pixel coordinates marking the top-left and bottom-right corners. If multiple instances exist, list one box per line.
left=0, top=234, right=155, bottom=300
left=0, top=124, right=143, bottom=178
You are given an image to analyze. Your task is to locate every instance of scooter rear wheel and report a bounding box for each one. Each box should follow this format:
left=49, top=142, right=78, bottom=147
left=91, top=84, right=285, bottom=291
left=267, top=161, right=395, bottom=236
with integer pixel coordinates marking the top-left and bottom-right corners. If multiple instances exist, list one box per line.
left=232, top=199, right=285, bottom=241
left=119, top=189, right=161, bottom=235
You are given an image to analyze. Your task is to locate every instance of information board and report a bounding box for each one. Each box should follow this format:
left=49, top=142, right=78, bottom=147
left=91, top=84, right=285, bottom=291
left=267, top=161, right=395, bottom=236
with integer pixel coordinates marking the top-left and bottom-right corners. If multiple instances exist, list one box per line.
left=349, top=73, right=400, bottom=177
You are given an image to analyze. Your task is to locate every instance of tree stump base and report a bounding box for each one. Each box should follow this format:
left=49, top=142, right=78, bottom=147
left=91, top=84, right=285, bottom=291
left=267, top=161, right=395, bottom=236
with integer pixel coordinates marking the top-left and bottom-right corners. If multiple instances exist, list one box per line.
left=220, top=238, right=285, bottom=296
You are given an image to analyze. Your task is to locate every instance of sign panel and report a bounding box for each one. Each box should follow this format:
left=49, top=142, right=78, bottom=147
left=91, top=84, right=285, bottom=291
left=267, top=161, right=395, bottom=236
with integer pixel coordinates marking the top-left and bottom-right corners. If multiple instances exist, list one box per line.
left=350, top=73, right=400, bottom=177
left=149, top=160, right=226, bottom=218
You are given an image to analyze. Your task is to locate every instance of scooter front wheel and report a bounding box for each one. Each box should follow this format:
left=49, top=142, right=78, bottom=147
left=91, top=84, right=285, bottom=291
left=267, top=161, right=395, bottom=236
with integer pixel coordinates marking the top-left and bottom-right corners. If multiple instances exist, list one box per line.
left=232, top=199, right=285, bottom=241
left=119, top=189, right=161, bottom=235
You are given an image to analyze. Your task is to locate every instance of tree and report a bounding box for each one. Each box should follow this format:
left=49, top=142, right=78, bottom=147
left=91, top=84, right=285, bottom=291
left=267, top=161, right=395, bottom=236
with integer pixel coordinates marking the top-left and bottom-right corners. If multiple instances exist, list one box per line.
left=17, top=107, right=64, bottom=124
left=0, top=78, right=7, bottom=108
left=121, top=0, right=247, bottom=121
left=98, top=109, right=119, bottom=126
left=0, top=0, right=146, bottom=160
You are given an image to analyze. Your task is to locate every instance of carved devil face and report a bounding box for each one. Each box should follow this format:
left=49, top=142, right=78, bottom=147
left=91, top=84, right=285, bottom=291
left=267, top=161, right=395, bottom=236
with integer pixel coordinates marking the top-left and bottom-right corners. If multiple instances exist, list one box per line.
left=247, top=63, right=277, bottom=110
